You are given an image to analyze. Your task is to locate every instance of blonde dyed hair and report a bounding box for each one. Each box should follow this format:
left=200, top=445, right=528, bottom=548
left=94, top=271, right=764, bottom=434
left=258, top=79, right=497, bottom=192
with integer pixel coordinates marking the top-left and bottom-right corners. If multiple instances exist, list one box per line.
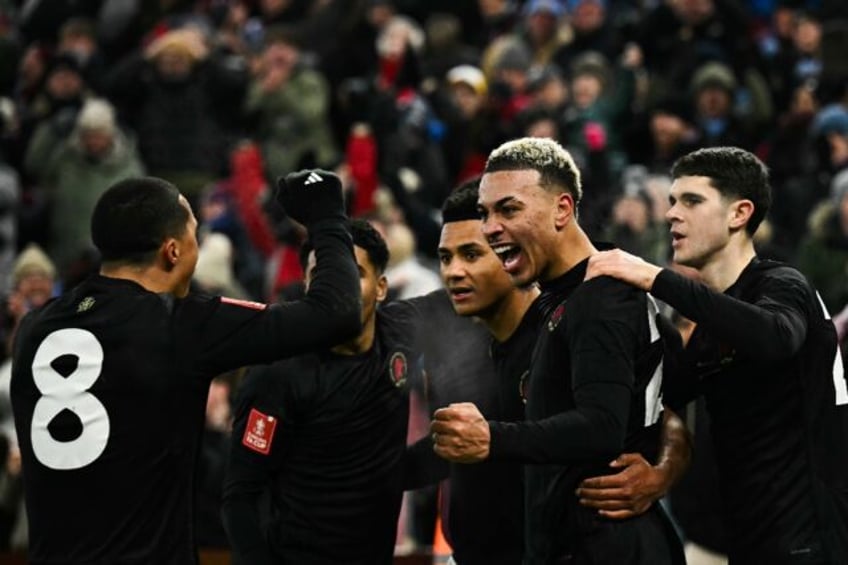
left=485, top=137, right=583, bottom=205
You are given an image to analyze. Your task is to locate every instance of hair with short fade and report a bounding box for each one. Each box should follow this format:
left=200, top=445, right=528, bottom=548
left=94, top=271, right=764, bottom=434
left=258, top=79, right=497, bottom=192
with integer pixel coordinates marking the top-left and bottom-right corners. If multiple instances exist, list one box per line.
left=300, top=219, right=390, bottom=274
left=484, top=137, right=582, bottom=206
left=442, top=177, right=481, bottom=224
left=91, top=177, right=189, bottom=265
left=671, top=146, right=772, bottom=236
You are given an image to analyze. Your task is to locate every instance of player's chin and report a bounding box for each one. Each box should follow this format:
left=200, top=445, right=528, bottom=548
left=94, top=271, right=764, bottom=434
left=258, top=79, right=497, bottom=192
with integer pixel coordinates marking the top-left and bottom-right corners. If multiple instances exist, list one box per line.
left=452, top=300, right=483, bottom=318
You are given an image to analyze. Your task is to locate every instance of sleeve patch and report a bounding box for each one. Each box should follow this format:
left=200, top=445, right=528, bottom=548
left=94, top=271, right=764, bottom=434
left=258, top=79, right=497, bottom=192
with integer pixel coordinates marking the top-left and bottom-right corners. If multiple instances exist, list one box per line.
left=242, top=408, right=278, bottom=455
left=221, top=297, right=268, bottom=311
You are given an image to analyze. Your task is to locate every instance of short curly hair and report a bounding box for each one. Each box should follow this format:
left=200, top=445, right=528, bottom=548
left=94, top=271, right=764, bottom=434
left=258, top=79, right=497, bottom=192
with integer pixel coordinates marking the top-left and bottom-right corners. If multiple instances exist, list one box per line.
left=484, top=137, right=583, bottom=206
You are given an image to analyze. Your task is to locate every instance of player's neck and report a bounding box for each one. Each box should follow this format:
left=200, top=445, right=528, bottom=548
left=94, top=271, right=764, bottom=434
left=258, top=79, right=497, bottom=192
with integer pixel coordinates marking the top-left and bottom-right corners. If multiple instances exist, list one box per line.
left=543, top=223, right=596, bottom=282
left=100, top=264, right=179, bottom=295
left=482, top=285, right=540, bottom=343
left=332, top=317, right=374, bottom=355
left=698, top=238, right=757, bottom=292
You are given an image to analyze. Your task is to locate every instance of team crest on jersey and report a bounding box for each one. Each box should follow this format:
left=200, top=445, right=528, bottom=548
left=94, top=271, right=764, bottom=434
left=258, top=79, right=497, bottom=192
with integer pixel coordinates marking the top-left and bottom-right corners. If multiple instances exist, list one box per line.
left=389, top=352, right=407, bottom=388
left=77, top=296, right=95, bottom=313
left=221, top=296, right=267, bottom=310
left=242, top=408, right=277, bottom=455
left=518, top=370, right=529, bottom=404
left=547, top=302, right=566, bottom=332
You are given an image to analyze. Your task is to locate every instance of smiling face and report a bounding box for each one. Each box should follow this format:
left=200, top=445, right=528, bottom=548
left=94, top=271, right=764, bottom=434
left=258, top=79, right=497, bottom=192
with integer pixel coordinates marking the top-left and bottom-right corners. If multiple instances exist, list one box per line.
left=438, top=219, right=515, bottom=317
left=666, top=175, right=741, bottom=269
left=478, top=169, right=567, bottom=286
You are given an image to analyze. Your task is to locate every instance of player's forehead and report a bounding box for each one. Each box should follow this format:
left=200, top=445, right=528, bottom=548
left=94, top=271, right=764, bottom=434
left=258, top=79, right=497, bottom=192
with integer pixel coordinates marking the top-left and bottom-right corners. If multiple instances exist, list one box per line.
left=478, top=169, right=542, bottom=208
left=439, top=220, right=487, bottom=251
left=307, top=245, right=375, bottom=274
left=669, top=175, right=718, bottom=200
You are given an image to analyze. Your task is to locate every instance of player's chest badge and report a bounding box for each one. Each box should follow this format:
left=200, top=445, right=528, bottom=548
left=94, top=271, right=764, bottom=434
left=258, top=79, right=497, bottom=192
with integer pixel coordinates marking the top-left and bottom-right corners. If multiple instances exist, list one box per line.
left=77, top=296, right=95, bottom=313
left=547, top=302, right=566, bottom=332
left=388, top=351, right=407, bottom=388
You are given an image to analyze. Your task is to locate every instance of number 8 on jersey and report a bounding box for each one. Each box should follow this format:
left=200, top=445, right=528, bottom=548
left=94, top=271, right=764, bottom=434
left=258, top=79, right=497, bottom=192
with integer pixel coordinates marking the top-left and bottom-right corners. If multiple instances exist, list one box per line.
left=31, top=329, right=110, bottom=470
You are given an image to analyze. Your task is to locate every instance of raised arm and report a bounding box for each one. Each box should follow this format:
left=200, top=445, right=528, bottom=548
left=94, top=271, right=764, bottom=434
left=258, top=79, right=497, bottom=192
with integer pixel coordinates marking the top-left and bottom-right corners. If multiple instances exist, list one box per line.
left=195, top=170, right=362, bottom=371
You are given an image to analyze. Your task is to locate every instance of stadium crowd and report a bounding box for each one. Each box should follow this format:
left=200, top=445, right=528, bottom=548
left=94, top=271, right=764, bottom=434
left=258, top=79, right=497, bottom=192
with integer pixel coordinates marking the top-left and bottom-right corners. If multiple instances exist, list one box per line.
left=0, top=0, right=847, bottom=563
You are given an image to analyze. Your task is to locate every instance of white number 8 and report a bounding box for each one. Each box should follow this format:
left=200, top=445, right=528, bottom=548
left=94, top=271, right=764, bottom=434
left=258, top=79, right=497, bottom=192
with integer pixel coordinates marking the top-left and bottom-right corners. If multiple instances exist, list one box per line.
left=31, top=329, right=110, bottom=470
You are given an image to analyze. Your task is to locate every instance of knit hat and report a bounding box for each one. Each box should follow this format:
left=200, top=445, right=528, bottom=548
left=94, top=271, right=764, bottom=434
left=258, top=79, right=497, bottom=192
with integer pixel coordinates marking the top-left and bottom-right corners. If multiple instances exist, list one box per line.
left=812, top=104, right=848, bottom=137
left=446, top=65, right=487, bottom=96
left=690, top=62, right=737, bottom=94
left=494, top=41, right=532, bottom=72
left=525, top=0, right=565, bottom=18
left=13, top=244, right=57, bottom=284
left=194, top=233, right=244, bottom=297
left=144, top=28, right=209, bottom=62
left=76, top=98, right=117, bottom=133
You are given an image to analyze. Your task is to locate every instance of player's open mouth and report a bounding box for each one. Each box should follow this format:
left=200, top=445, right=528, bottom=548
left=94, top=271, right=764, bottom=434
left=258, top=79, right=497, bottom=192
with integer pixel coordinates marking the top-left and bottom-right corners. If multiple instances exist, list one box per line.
left=492, top=243, right=522, bottom=272
left=670, top=231, right=685, bottom=248
left=449, top=286, right=474, bottom=302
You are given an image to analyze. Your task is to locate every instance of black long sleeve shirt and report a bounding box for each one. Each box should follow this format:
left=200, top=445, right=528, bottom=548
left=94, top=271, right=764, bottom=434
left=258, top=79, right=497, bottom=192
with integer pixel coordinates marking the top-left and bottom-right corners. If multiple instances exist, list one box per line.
left=10, top=219, right=360, bottom=565
left=652, top=258, right=848, bottom=564
left=488, top=258, right=667, bottom=563
left=403, top=291, right=536, bottom=565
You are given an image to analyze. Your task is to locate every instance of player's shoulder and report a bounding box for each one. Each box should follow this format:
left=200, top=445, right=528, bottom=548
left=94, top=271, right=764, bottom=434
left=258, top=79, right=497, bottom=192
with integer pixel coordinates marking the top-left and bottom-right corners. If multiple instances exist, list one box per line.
left=574, top=274, right=644, bottom=307
left=744, top=259, right=813, bottom=297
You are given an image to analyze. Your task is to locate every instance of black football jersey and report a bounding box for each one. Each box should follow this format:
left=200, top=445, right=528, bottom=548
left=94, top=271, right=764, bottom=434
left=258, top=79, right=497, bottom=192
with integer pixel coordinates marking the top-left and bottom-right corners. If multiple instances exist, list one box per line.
left=223, top=300, right=423, bottom=565
left=654, top=259, right=848, bottom=564
left=10, top=223, right=358, bottom=565
left=488, top=258, right=670, bottom=563
left=414, top=291, right=538, bottom=565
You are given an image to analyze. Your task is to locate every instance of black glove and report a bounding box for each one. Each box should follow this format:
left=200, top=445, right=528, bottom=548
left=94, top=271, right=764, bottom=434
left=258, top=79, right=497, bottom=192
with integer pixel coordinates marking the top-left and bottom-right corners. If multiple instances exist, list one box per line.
left=275, top=169, right=345, bottom=226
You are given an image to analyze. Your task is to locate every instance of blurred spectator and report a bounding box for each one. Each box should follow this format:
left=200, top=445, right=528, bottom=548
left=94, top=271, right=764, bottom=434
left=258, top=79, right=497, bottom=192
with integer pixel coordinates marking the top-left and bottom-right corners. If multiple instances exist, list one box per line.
left=19, top=52, right=89, bottom=169
left=518, top=0, right=570, bottom=66
left=198, top=180, right=267, bottom=300
left=765, top=83, right=821, bottom=250
left=383, top=222, right=441, bottom=301
left=602, top=168, right=669, bottom=265
left=526, top=64, right=569, bottom=114
left=472, top=0, right=521, bottom=48
left=639, top=0, right=755, bottom=105
left=796, top=169, right=848, bottom=314
left=418, top=12, right=481, bottom=84
left=55, top=17, right=107, bottom=92
left=688, top=62, right=752, bottom=149
left=811, top=103, right=848, bottom=174
left=104, top=26, right=246, bottom=203
left=482, top=36, right=533, bottom=125
left=554, top=0, right=623, bottom=70
left=561, top=49, right=639, bottom=231
left=766, top=9, right=822, bottom=115
left=0, top=144, right=18, bottom=298
left=244, top=27, right=338, bottom=182
left=96, top=0, right=201, bottom=65
left=25, top=98, right=144, bottom=279
left=194, top=232, right=250, bottom=301
left=628, top=97, right=698, bottom=174
left=196, top=375, right=234, bottom=549
left=439, top=64, right=501, bottom=184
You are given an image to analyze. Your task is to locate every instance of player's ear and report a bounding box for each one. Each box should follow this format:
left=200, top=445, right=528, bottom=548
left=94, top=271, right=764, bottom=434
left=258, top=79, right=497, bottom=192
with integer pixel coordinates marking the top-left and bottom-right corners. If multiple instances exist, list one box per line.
left=162, top=238, right=180, bottom=268
left=554, top=191, right=575, bottom=229
left=376, top=274, right=389, bottom=303
left=729, top=199, right=754, bottom=231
